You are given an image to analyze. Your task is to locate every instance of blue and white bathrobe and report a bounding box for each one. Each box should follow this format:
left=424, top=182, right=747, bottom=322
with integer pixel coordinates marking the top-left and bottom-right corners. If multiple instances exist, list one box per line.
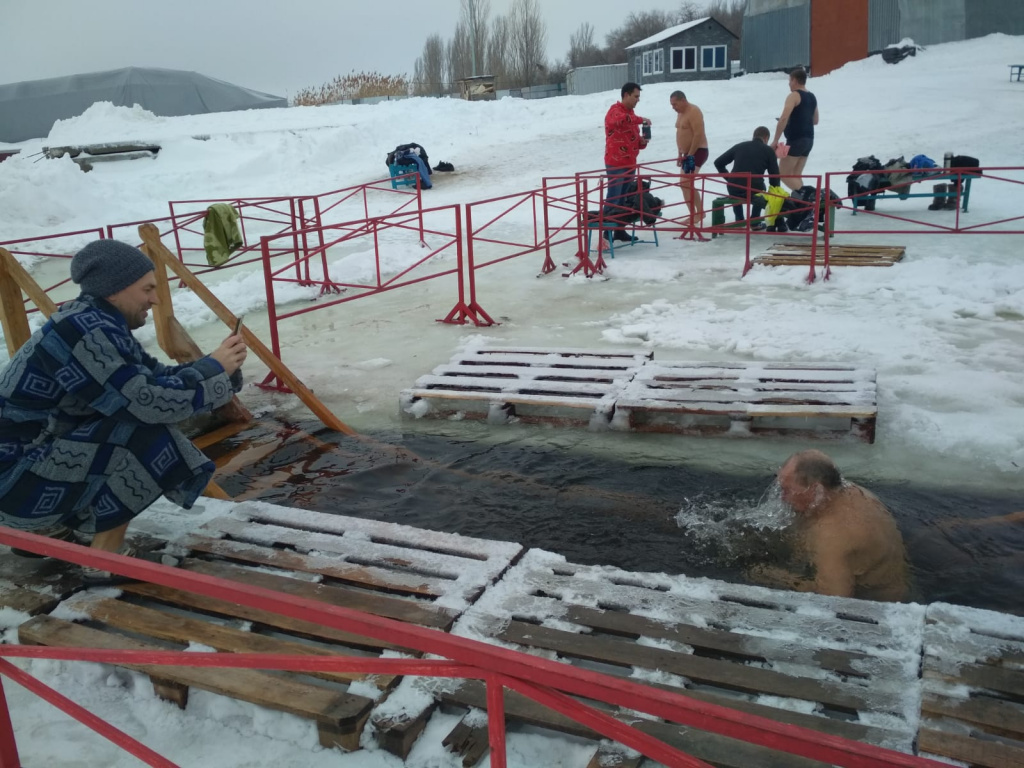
left=0, top=294, right=234, bottom=533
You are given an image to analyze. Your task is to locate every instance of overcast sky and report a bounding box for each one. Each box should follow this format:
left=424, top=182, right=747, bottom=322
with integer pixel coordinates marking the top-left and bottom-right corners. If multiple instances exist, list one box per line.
left=1, top=0, right=704, bottom=98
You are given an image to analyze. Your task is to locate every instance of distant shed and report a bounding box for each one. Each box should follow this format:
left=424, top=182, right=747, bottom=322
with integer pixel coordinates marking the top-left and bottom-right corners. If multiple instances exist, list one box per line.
left=567, top=64, right=628, bottom=96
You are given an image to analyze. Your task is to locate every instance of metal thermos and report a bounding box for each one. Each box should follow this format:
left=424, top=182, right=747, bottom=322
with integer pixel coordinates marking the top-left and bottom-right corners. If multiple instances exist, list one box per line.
left=642, top=123, right=651, bottom=141
left=944, top=151, right=953, bottom=168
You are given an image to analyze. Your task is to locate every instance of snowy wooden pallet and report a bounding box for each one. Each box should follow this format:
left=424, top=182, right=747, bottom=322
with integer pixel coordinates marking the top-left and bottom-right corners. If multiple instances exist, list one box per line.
left=754, top=243, right=906, bottom=267
left=382, top=550, right=923, bottom=766
left=917, top=603, right=1024, bottom=768
left=614, top=361, right=879, bottom=442
left=400, top=347, right=652, bottom=427
left=18, top=504, right=522, bottom=755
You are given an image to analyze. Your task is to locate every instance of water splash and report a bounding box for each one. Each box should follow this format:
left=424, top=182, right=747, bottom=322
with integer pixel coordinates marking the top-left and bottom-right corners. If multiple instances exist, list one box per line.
left=674, top=482, right=797, bottom=568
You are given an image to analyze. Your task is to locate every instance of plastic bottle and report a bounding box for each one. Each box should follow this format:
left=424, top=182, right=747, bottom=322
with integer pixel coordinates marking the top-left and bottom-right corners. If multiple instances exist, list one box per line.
left=944, top=152, right=953, bottom=168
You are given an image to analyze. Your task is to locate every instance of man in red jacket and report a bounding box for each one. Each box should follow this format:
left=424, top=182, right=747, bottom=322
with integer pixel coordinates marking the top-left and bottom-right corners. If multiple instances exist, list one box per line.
left=602, top=82, right=651, bottom=241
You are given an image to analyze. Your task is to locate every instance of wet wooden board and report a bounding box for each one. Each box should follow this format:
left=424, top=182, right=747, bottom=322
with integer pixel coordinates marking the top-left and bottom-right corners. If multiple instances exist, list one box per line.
left=754, top=243, right=906, bottom=267
left=918, top=603, right=1024, bottom=768
left=382, top=550, right=922, bottom=763
left=400, top=347, right=652, bottom=426
left=19, top=614, right=375, bottom=751
left=614, top=361, right=878, bottom=442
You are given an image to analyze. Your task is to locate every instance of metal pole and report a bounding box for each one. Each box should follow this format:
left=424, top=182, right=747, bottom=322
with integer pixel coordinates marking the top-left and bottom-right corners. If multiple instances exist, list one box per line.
left=0, top=677, right=20, bottom=768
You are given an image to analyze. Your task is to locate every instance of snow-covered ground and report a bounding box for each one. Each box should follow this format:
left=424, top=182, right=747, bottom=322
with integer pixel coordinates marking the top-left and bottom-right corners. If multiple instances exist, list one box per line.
left=1, top=34, right=1023, bottom=767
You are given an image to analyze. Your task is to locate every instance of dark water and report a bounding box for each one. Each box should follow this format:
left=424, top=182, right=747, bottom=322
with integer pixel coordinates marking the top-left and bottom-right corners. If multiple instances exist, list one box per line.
left=210, top=418, right=1024, bottom=615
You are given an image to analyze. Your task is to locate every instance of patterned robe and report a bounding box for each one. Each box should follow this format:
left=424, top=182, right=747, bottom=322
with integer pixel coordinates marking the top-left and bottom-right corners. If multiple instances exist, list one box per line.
left=0, top=295, right=234, bottom=533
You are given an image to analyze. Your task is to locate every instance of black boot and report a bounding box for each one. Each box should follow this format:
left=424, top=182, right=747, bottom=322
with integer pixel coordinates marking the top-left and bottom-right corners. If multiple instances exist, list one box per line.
left=944, top=183, right=960, bottom=210
left=928, top=185, right=947, bottom=211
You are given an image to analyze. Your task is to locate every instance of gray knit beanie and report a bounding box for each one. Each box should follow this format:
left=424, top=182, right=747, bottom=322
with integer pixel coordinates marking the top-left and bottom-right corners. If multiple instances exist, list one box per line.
left=71, top=240, right=155, bottom=298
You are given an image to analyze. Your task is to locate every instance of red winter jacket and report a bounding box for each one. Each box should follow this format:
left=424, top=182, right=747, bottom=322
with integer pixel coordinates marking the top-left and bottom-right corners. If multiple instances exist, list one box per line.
left=604, top=101, right=647, bottom=167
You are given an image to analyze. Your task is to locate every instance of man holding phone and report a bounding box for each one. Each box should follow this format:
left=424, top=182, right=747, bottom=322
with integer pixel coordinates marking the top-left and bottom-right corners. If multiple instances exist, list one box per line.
left=0, top=239, right=247, bottom=580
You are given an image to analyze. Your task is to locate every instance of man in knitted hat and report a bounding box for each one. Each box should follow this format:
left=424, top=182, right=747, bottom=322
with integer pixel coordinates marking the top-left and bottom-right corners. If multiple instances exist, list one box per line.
left=0, top=239, right=247, bottom=577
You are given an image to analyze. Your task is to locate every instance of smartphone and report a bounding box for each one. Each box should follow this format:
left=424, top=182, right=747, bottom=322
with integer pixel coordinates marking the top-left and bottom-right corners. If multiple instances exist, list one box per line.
left=233, top=316, right=244, bottom=335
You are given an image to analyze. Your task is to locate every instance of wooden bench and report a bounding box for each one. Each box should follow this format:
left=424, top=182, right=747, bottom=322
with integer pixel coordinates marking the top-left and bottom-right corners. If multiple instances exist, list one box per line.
left=612, top=361, right=878, bottom=442
left=1010, top=64, right=1023, bottom=82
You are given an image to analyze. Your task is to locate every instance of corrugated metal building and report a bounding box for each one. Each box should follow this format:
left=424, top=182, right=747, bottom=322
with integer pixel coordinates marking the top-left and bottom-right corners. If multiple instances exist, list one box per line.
left=567, top=64, right=628, bottom=96
left=744, top=0, right=1024, bottom=75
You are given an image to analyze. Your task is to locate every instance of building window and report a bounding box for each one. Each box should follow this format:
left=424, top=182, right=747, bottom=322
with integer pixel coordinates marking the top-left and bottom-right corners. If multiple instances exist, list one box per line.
left=643, top=51, right=652, bottom=76
left=652, top=48, right=664, bottom=74
left=635, top=56, right=642, bottom=81
left=671, top=46, right=697, bottom=72
left=701, top=45, right=727, bottom=71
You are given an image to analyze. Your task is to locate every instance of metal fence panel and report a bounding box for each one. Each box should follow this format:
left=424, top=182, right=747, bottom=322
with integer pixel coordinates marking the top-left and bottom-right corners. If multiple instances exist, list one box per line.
left=868, top=0, right=901, bottom=52
left=741, top=4, right=810, bottom=73
left=567, top=65, right=629, bottom=96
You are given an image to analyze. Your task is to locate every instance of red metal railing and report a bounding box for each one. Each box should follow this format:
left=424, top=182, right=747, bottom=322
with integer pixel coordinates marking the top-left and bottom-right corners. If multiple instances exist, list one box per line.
left=0, top=229, right=107, bottom=315
left=821, top=166, right=1023, bottom=280
left=257, top=204, right=466, bottom=390
left=0, top=527, right=950, bottom=768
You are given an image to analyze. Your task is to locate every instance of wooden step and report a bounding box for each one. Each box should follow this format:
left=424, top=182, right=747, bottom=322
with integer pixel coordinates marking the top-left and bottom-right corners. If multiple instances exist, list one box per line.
left=918, top=603, right=1024, bottom=768
left=614, top=361, right=878, bottom=442
left=754, top=242, right=906, bottom=267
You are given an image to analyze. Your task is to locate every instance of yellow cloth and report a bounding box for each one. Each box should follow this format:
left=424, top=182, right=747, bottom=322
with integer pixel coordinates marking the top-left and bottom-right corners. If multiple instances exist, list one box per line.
left=761, top=185, right=789, bottom=225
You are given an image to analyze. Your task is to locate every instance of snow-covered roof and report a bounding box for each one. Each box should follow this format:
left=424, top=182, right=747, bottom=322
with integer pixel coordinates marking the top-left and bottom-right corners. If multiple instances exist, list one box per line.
left=626, top=17, right=712, bottom=50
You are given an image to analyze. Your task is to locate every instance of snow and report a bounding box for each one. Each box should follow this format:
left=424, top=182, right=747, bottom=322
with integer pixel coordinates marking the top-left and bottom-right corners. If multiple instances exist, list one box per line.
left=1, top=34, right=1023, bottom=765
left=625, top=17, right=711, bottom=50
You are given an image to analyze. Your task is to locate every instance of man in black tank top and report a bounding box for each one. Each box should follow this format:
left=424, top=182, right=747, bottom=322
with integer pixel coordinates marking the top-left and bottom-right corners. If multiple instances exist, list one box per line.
left=771, top=67, right=819, bottom=191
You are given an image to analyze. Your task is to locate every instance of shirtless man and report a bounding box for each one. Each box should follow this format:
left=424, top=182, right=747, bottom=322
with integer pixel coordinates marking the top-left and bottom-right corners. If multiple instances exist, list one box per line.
left=750, top=450, right=909, bottom=601
left=771, top=67, right=819, bottom=191
left=670, top=91, right=708, bottom=226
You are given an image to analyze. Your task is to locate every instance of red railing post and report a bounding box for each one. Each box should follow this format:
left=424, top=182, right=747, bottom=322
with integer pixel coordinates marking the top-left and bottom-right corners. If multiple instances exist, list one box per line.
left=486, top=675, right=508, bottom=768
left=168, top=201, right=185, bottom=262
left=0, top=677, right=21, bottom=768
left=258, top=234, right=287, bottom=391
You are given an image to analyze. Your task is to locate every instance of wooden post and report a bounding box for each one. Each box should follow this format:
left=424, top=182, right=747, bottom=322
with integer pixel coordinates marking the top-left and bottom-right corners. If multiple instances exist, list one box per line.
left=0, top=248, right=35, bottom=358
left=142, top=241, right=252, bottom=424
left=138, top=223, right=356, bottom=436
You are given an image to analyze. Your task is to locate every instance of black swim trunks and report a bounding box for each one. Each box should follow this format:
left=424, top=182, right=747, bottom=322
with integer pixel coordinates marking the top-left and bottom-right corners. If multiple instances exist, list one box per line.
left=787, top=137, right=814, bottom=158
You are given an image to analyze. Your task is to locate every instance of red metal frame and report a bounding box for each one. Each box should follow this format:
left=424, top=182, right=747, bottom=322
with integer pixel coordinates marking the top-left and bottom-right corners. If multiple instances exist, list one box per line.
left=257, top=204, right=465, bottom=390
left=0, top=527, right=950, bottom=768
left=0, top=229, right=107, bottom=315
left=821, top=166, right=1024, bottom=281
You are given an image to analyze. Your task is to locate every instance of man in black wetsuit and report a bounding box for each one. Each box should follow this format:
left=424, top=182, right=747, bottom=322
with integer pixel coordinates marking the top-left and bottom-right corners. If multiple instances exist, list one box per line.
left=714, top=126, right=780, bottom=228
left=771, top=67, right=819, bottom=191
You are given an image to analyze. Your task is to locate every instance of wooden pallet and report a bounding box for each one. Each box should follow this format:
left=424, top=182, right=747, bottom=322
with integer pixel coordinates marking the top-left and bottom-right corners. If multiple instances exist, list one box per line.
left=613, top=361, right=878, bottom=442
left=383, top=550, right=924, bottom=766
left=17, top=504, right=522, bottom=755
left=918, top=603, right=1024, bottom=768
left=754, top=243, right=906, bottom=268
left=400, top=347, right=652, bottom=427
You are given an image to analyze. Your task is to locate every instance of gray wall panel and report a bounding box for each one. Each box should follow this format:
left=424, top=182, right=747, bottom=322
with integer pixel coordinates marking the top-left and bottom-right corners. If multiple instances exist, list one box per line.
left=898, top=0, right=965, bottom=45
left=966, top=0, right=1024, bottom=38
left=741, top=5, right=810, bottom=73
left=869, top=0, right=901, bottom=52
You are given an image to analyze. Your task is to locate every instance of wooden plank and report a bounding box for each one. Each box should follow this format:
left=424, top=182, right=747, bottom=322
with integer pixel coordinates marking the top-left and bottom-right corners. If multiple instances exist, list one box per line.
left=119, top=582, right=408, bottom=651
left=404, top=388, right=608, bottom=408
left=19, top=615, right=374, bottom=751
left=923, top=663, right=1024, bottom=699
left=461, top=347, right=652, bottom=362
left=442, top=716, right=491, bottom=767
left=138, top=222, right=355, bottom=436
left=182, top=534, right=446, bottom=597
left=76, top=594, right=396, bottom=689
left=428, top=364, right=633, bottom=381
left=181, top=559, right=455, bottom=629
left=193, top=420, right=254, bottom=450
left=413, top=374, right=619, bottom=397
left=563, top=604, right=889, bottom=679
left=0, top=248, right=34, bottom=357
left=618, top=400, right=877, bottom=419
left=0, top=586, right=59, bottom=616
left=498, top=620, right=891, bottom=713
left=918, top=727, right=1024, bottom=768
left=922, top=692, right=1024, bottom=740
left=617, top=389, right=872, bottom=405
left=442, top=681, right=832, bottom=768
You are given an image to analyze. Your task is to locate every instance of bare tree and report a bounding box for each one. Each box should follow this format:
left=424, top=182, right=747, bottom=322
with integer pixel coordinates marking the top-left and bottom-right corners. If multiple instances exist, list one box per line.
left=413, top=34, right=447, bottom=96
left=568, top=22, right=604, bottom=69
left=507, top=0, right=548, bottom=88
left=486, top=14, right=511, bottom=82
left=604, top=11, right=678, bottom=64
left=706, top=0, right=746, bottom=59
left=447, top=21, right=473, bottom=89
left=677, top=2, right=704, bottom=23
left=462, top=0, right=491, bottom=77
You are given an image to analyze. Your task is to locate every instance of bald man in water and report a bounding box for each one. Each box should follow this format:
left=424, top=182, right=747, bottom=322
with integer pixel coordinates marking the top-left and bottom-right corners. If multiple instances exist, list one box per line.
left=750, top=450, right=909, bottom=601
